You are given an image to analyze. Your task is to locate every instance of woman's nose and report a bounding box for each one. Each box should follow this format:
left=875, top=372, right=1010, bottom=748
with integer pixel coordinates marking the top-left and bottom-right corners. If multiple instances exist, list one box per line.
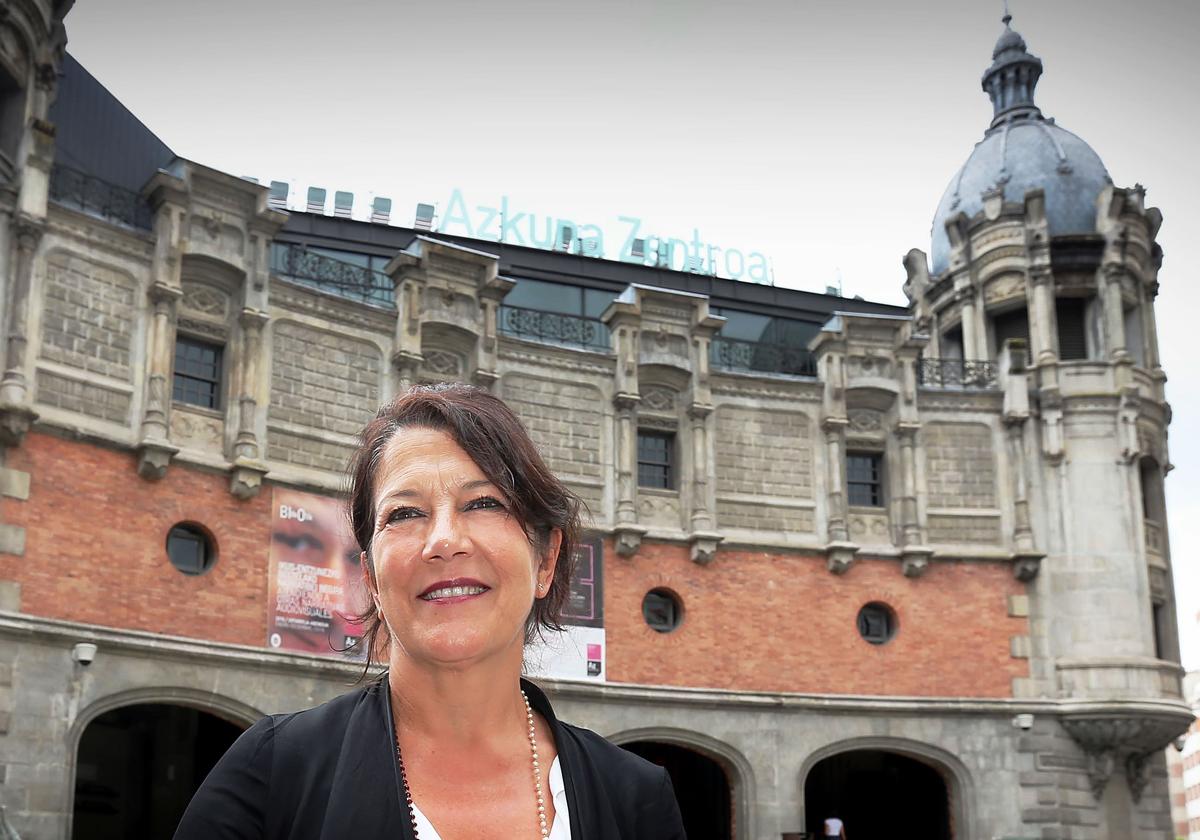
left=422, top=508, right=472, bottom=561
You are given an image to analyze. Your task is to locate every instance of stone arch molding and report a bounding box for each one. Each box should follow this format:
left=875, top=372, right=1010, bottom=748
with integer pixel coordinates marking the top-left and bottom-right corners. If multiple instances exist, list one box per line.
left=798, top=735, right=976, bottom=837
left=62, top=685, right=265, bottom=837
left=606, top=725, right=755, bottom=840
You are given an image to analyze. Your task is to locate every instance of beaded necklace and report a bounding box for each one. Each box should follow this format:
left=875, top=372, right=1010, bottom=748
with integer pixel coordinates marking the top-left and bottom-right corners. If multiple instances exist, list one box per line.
left=394, top=690, right=550, bottom=839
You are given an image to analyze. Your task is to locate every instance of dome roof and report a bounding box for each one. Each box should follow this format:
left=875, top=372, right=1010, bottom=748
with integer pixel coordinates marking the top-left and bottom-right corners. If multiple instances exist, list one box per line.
left=928, top=16, right=1112, bottom=275
left=930, top=120, right=1111, bottom=274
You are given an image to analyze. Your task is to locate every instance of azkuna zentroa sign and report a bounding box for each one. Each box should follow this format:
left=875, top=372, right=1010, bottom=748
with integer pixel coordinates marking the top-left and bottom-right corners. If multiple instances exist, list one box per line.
left=436, top=188, right=773, bottom=284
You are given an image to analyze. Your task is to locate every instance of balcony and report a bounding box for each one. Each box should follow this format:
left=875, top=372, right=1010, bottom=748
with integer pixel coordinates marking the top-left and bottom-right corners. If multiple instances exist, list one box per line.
left=271, top=243, right=394, bottom=307
left=710, top=336, right=817, bottom=378
left=49, top=164, right=153, bottom=230
left=917, top=359, right=998, bottom=390
left=498, top=305, right=609, bottom=353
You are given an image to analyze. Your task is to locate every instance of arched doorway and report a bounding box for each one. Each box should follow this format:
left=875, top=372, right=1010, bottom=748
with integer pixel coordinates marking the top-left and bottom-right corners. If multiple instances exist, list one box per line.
left=622, top=741, right=733, bottom=840
left=72, top=703, right=245, bottom=840
left=805, top=749, right=952, bottom=839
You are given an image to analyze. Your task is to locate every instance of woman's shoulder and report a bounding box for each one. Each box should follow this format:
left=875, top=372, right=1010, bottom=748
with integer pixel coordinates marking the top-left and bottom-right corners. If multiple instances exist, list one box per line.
left=555, top=720, right=667, bottom=783
left=267, top=679, right=386, bottom=751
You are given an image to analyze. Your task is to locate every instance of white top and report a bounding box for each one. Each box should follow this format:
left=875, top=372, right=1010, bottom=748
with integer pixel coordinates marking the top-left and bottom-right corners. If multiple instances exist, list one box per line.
left=824, top=816, right=845, bottom=835
left=410, top=755, right=571, bottom=839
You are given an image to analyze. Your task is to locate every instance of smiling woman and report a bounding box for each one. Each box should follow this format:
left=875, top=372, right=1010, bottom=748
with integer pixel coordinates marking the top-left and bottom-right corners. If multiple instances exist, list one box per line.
left=174, top=383, right=686, bottom=840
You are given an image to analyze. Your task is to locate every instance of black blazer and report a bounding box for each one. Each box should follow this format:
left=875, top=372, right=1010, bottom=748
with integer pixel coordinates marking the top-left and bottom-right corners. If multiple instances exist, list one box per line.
left=174, top=677, right=686, bottom=839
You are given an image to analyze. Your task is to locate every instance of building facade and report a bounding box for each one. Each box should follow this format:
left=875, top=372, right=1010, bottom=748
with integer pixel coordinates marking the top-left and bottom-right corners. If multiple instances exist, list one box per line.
left=0, top=4, right=1189, bottom=839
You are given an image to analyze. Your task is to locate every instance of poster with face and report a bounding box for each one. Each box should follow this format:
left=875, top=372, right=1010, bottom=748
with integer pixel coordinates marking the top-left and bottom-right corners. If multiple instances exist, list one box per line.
left=267, top=488, right=368, bottom=659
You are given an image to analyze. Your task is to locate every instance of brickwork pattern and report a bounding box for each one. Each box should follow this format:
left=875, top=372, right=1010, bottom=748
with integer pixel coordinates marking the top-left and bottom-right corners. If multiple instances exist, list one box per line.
left=503, top=375, right=602, bottom=482
left=604, top=540, right=1029, bottom=697
left=716, top=499, right=814, bottom=533
left=714, top=405, right=812, bottom=498
left=268, top=321, right=381, bottom=437
left=1, top=433, right=272, bottom=645
left=35, top=370, right=130, bottom=424
left=924, top=422, right=998, bottom=508
left=39, top=253, right=135, bottom=380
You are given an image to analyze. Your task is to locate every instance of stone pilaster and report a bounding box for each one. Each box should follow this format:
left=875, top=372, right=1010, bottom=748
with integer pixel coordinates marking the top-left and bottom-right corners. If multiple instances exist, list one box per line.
left=230, top=308, right=269, bottom=499
left=686, top=402, right=721, bottom=565
left=136, top=283, right=182, bottom=479
left=955, top=284, right=981, bottom=362
left=822, top=417, right=857, bottom=574
left=0, top=215, right=42, bottom=446
left=895, top=423, right=931, bottom=577
left=1101, top=263, right=1129, bottom=363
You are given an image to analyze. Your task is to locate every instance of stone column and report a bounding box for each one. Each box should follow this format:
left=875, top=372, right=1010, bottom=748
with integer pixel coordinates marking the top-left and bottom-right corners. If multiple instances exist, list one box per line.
left=1028, top=268, right=1057, bottom=366
left=957, top=286, right=980, bottom=362
left=822, top=417, right=857, bottom=573
left=896, top=422, right=931, bottom=577
left=0, top=216, right=42, bottom=445
left=390, top=276, right=424, bottom=395
left=1142, top=281, right=1162, bottom=371
left=686, top=402, right=721, bottom=564
left=230, top=308, right=270, bottom=499
left=1101, top=264, right=1128, bottom=361
left=136, top=282, right=182, bottom=479
left=612, top=393, right=645, bottom=556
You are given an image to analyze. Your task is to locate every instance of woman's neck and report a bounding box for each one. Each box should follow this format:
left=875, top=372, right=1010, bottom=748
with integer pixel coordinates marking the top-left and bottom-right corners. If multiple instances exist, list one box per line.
left=387, top=648, right=529, bottom=746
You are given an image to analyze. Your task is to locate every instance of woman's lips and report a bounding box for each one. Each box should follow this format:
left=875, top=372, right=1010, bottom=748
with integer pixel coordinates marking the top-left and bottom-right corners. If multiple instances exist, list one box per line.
left=419, top=579, right=490, bottom=602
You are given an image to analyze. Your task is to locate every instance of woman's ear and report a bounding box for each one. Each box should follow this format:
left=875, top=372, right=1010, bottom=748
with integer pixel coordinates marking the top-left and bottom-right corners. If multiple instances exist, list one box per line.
left=361, top=550, right=377, bottom=595
left=536, top=529, right=563, bottom=596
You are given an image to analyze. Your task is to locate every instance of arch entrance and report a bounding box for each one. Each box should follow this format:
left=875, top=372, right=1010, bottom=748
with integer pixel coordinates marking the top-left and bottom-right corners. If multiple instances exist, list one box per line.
left=72, top=703, right=245, bottom=840
left=804, top=749, right=953, bottom=839
left=622, top=740, right=733, bottom=840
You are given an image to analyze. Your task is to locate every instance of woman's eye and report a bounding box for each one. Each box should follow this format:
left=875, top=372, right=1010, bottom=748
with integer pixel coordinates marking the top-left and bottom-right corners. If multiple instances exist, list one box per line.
left=467, top=495, right=505, bottom=511
left=385, top=507, right=422, bottom=524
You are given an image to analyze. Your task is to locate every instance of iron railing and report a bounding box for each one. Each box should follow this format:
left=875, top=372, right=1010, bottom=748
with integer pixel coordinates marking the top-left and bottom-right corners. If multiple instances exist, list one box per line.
left=710, top=336, right=818, bottom=377
left=271, top=243, right=394, bottom=307
left=498, top=305, right=609, bottom=352
left=917, top=358, right=999, bottom=390
left=49, top=164, right=153, bottom=229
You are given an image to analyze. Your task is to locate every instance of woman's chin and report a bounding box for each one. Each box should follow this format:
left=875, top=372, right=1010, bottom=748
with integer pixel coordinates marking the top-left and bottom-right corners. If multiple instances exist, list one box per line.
left=405, top=630, right=520, bottom=669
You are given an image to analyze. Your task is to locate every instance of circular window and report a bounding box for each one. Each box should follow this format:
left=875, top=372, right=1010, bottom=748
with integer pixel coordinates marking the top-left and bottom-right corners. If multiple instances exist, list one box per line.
left=642, top=588, right=683, bottom=633
left=166, top=523, right=216, bottom=575
left=856, top=601, right=897, bottom=645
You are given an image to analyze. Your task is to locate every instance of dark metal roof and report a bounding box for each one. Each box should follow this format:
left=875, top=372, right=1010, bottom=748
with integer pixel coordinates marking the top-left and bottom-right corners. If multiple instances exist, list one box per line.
left=280, top=212, right=906, bottom=324
left=49, top=53, right=174, bottom=194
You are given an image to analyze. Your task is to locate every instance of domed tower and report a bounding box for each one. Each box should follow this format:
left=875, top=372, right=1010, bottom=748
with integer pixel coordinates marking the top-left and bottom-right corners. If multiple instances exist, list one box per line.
left=903, top=15, right=1189, bottom=828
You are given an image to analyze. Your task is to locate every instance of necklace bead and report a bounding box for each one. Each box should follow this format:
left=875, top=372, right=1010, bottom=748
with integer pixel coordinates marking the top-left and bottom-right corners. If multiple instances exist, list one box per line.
left=395, top=690, right=550, bottom=839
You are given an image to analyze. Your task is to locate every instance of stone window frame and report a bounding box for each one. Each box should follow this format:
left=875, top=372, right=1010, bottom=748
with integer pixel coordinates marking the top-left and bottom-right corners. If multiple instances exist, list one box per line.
left=636, top=428, right=676, bottom=491
left=172, top=333, right=226, bottom=411
left=846, top=450, right=885, bottom=508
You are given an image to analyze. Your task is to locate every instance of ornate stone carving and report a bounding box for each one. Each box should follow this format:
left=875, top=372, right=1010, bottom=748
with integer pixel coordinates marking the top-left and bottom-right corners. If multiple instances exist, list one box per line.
left=613, top=523, right=647, bottom=557
left=136, top=440, right=179, bottom=480
left=689, top=532, right=723, bottom=566
left=847, top=409, right=883, bottom=435
left=901, top=547, right=933, bottom=578
left=422, top=349, right=462, bottom=377
left=177, top=316, right=228, bottom=341
left=181, top=283, right=230, bottom=318
left=229, top=459, right=268, bottom=500
left=640, top=385, right=677, bottom=413
left=826, top=542, right=859, bottom=575
left=1012, top=550, right=1043, bottom=582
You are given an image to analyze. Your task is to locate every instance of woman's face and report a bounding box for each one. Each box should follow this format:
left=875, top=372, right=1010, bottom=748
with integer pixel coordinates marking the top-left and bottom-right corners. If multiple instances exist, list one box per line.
left=365, top=426, right=560, bottom=669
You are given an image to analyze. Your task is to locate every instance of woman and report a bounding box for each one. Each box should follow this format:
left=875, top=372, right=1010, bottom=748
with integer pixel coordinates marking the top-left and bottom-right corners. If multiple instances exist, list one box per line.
left=175, top=383, right=686, bottom=839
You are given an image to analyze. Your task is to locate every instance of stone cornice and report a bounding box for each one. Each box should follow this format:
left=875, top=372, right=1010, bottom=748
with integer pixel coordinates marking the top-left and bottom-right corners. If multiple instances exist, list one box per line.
left=6, top=609, right=1185, bottom=719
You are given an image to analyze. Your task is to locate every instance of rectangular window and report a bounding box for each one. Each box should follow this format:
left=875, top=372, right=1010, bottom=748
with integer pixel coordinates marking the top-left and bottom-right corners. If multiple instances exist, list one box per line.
left=1057, top=298, right=1089, bottom=360
left=847, top=453, right=884, bottom=507
left=992, top=306, right=1030, bottom=355
left=173, top=336, right=224, bottom=410
left=637, top=430, right=675, bottom=490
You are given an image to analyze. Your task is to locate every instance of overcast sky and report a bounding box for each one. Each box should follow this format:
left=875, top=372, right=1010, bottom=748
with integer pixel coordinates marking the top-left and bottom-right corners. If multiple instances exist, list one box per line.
left=65, top=1, right=1200, bottom=665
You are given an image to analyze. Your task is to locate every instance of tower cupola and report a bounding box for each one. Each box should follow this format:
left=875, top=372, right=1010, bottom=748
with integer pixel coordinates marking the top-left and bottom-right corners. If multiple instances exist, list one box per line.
left=982, top=14, right=1044, bottom=127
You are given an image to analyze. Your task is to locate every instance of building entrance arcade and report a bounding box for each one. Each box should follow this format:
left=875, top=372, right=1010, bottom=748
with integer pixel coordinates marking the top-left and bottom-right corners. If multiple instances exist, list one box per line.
left=622, top=740, right=734, bottom=840
left=804, top=748, right=953, bottom=839
left=72, top=703, right=245, bottom=840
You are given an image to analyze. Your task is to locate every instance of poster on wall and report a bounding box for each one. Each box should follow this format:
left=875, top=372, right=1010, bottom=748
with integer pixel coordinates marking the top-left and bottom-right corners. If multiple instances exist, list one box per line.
left=267, top=488, right=368, bottom=659
left=525, top=534, right=605, bottom=682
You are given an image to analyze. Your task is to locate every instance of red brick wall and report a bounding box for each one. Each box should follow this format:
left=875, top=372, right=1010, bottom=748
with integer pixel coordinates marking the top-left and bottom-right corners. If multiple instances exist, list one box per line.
left=2, top=432, right=272, bottom=646
left=1, top=433, right=1029, bottom=697
left=604, top=541, right=1029, bottom=697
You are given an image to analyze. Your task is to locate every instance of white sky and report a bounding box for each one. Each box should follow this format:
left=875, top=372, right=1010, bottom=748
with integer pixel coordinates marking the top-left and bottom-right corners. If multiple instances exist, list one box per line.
left=65, top=1, right=1200, bottom=664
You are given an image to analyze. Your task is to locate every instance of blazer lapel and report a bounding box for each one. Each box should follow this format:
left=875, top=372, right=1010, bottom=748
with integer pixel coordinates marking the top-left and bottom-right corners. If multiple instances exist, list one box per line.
left=319, top=678, right=413, bottom=840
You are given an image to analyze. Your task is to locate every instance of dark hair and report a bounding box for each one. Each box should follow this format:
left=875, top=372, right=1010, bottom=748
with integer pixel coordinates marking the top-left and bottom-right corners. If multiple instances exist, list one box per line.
left=346, top=382, right=581, bottom=669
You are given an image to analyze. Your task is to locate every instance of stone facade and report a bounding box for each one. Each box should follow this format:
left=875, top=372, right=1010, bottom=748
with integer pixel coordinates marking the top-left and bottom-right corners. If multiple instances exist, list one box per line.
left=0, top=7, right=1188, bottom=840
